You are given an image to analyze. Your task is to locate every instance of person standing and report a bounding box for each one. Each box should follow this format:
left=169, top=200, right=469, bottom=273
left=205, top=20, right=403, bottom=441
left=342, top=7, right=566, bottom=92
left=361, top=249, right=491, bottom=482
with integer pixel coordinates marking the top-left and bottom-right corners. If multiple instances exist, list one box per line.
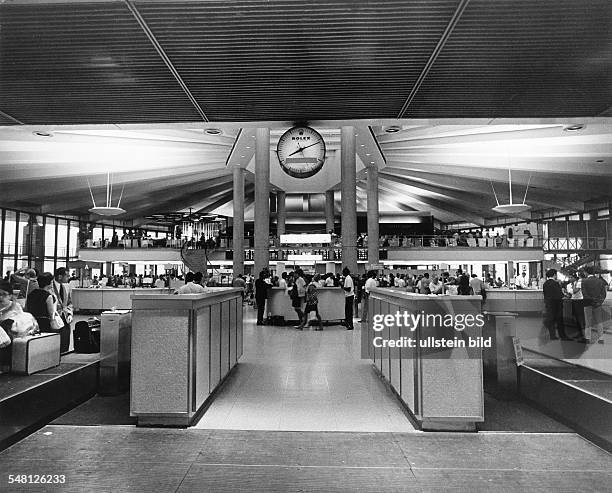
left=515, top=271, right=529, bottom=289
left=361, top=270, right=378, bottom=323
left=570, top=271, right=586, bottom=342
left=581, top=266, right=608, bottom=343
left=342, top=267, right=355, bottom=330
left=298, top=275, right=324, bottom=331
left=254, top=271, right=269, bottom=325
left=417, top=273, right=431, bottom=294
left=542, top=269, right=570, bottom=340
left=53, top=267, right=73, bottom=353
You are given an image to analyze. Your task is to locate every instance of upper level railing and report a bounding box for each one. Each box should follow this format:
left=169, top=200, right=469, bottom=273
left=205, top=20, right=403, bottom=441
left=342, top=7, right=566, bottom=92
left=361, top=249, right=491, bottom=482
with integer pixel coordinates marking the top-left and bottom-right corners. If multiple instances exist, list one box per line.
left=544, top=237, right=609, bottom=251
left=80, top=234, right=545, bottom=251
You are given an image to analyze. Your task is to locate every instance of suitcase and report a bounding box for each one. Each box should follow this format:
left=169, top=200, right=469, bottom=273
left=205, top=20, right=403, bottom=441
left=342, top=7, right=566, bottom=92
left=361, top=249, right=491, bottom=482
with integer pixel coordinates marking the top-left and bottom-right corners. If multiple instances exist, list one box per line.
left=11, top=333, right=61, bottom=375
left=74, top=320, right=101, bottom=353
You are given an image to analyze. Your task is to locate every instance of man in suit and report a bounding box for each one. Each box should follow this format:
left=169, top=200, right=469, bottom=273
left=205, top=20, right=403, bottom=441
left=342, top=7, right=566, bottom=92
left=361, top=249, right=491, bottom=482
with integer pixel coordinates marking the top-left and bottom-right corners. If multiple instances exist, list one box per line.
left=53, top=267, right=73, bottom=353
left=581, top=266, right=607, bottom=308
left=542, top=269, right=570, bottom=340
left=580, top=266, right=608, bottom=343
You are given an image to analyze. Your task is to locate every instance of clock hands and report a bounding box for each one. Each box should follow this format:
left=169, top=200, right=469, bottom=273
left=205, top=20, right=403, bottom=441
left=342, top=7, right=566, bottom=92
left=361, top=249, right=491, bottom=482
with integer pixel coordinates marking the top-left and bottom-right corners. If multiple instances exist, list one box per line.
left=287, top=140, right=322, bottom=157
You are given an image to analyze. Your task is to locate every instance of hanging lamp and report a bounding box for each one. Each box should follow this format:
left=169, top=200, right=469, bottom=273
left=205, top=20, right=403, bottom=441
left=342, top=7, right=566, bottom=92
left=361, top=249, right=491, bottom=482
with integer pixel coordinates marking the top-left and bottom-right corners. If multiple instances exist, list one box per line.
left=491, top=168, right=532, bottom=214
left=87, top=173, right=126, bottom=216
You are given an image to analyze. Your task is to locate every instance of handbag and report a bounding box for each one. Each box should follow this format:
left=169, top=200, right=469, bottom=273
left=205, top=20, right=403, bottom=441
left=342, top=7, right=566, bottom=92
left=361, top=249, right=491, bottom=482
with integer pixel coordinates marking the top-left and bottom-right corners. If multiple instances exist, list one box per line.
left=51, top=312, right=64, bottom=331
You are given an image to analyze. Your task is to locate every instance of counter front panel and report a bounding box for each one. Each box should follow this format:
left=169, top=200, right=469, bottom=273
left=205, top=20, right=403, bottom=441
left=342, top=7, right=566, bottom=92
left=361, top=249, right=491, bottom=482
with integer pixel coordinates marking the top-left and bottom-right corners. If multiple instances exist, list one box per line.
left=367, top=288, right=484, bottom=431
left=130, top=288, right=243, bottom=426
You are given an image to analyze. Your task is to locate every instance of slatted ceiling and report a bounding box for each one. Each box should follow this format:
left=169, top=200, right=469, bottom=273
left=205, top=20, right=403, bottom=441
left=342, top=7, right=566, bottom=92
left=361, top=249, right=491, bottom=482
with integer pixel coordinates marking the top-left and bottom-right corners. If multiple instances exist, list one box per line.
left=135, top=0, right=458, bottom=121
left=407, top=0, right=612, bottom=118
left=0, top=3, right=201, bottom=124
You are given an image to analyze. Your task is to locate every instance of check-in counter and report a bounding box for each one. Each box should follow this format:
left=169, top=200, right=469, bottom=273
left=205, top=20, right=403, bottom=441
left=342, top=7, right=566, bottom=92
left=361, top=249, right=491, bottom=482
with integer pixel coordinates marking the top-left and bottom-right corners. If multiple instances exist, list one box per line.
left=366, top=288, right=484, bottom=431
left=130, top=288, right=243, bottom=426
left=268, top=286, right=345, bottom=322
left=484, top=289, right=542, bottom=315
left=72, top=287, right=172, bottom=311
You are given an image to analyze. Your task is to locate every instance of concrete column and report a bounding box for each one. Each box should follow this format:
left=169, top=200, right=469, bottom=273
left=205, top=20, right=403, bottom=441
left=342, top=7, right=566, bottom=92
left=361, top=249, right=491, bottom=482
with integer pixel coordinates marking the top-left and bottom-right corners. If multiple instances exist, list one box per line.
left=325, top=262, right=336, bottom=275
left=232, top=166, right=245, bottom=276
left=340, top=126, right=358, bottom=272
left=254, top=127, right=270, bottom=275
left=366, top=165, right=379, bottom=267
left=325, top=190, right=335, bottom=233
left=277, top=190, right=286, bottom=236
left=507, top=260, right=514, bottom=285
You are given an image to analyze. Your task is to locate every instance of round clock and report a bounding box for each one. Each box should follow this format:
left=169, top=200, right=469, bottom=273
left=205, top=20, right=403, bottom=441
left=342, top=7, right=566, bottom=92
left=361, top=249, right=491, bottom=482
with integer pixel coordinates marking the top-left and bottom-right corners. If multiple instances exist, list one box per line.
left=276, top=126, right=326, bottom=179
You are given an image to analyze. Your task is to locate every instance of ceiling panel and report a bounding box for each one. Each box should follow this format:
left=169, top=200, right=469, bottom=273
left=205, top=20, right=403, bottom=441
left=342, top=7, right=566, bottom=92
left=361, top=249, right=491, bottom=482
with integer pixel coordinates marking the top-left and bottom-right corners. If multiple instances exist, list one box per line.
left=0, top=1, right=201, bottom=124
left=407, top=0, right=612, bottom=117
left=134, top=0, right=458, bottom=121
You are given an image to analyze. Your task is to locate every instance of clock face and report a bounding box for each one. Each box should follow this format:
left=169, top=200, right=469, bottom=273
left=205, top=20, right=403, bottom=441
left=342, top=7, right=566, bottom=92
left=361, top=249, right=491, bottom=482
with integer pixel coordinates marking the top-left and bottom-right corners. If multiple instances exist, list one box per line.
left=276, top=126, right=326, bottom=179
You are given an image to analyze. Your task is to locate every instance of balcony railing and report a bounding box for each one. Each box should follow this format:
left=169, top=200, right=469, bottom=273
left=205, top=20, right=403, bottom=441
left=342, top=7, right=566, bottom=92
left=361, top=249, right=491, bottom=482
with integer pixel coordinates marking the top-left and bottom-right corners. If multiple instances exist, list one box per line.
left=544, top=237, right=609, bottom=251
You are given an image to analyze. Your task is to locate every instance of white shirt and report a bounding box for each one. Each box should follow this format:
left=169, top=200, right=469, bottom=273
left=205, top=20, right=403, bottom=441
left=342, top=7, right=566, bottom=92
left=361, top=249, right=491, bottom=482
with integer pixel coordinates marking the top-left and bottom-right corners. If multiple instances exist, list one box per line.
left=571, top=279, right=583, bottom=300
left=176, top=282, right=207, bottom=294
left=295, top=276, right=306, bottom=297
left=325, top=277, right=335, bottom=287
left=278, top=278, right=287, bottom=289
left=515, top=275, right=529, bottom=289
left=364, top=277, right=377, bottom=294
left=343, top=275, right=354, bottom=297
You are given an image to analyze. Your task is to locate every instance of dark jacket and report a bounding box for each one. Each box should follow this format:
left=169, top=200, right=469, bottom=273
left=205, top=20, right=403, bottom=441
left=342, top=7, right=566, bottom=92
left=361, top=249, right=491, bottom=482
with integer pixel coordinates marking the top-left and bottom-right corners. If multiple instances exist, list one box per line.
left=581, top=276, right=607, bottom=307
left=543, top=279, right=564, bottom=302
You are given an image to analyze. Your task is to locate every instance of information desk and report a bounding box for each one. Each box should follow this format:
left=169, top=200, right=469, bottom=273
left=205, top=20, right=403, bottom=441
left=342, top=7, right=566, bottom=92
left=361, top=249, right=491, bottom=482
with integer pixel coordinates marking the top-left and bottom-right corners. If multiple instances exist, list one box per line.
left=72, top=287, right=172, bottom=312
left=366, top=288, right=484, bottom=431
left=268, top=287, right=345, bottom=322
left=130, top=288, right=243, bottom=426
left=484, top=289, right=543, bottom=315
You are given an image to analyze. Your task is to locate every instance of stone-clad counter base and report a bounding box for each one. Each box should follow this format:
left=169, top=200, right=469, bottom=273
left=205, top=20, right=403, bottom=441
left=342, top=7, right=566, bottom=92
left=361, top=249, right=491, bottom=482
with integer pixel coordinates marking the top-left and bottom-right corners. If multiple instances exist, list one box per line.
left=130, top=288, right=243, bottom=426
left=366, top=288, right=484, bottom=431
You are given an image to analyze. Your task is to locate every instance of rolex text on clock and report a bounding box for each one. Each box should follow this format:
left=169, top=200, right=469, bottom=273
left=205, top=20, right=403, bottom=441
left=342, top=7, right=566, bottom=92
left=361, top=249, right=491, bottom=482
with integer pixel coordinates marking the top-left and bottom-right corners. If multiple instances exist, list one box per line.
left=276, top=126, right=326, bottom=179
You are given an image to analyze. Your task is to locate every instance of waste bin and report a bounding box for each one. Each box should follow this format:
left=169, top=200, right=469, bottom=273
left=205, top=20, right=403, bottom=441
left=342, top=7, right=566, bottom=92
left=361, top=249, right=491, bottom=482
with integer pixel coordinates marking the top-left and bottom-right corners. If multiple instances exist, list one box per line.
left=482, top=311, right=519, bottom=399
left=99, top=309, right=131, bottom=395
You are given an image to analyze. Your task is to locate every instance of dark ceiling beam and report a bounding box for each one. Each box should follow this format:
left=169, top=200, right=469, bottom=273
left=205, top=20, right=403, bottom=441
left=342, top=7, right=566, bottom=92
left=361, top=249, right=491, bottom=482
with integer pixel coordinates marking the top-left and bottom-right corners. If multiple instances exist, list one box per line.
left=123, top=0, right=209, bottom=122
left=40, top=176, right=233, bottom=217
left=43, top=175, right=232, bottom=211
left=382, top=164, right=611, bottom=198
left=380, top=169, right=586, bottom=212
left=378, top=178, right=486, bottom=225
left=0, top=110, right=23, bottom=124
left=117, top=181, right=234, bottom=220
left=396, top=0, right=472, bottom=118
left=0, top=168, right=231, bottom=203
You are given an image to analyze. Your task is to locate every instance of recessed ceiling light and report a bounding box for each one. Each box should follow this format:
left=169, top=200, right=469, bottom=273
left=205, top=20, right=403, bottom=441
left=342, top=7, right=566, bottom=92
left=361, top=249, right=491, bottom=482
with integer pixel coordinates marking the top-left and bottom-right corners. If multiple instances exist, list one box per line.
left=366, top=153, right=371, bottom=156
left=205, top=128, right=222, bottom=135
left=385, top=126, right=401, bottom=133
left=563, top=124, right=585, bottom=132
left=33, top=131, right=53, bottom=137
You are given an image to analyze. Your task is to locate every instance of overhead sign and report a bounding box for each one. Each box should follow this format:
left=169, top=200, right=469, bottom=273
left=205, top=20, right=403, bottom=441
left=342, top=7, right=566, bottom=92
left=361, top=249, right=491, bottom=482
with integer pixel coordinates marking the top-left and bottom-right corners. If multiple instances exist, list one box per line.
left=280, top=234, right=331, bottom=244
left=288, top=254, right=323, bottom=262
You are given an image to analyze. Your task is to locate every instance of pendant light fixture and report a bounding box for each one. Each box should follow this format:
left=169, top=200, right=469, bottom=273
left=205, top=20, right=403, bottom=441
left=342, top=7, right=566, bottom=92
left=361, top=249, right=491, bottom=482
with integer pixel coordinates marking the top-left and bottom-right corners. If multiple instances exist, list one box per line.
left=87, top=173, right=126, bottom=216
left=491, top=168, right=532, bottom=214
